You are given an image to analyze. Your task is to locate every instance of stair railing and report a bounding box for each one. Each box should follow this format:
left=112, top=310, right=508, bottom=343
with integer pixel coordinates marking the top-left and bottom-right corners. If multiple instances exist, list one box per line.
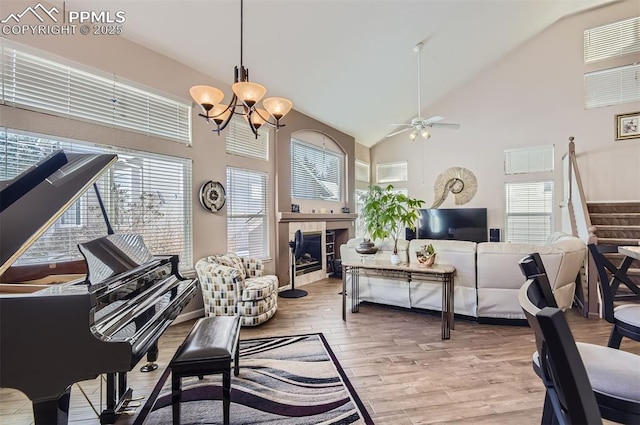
left=562, top=137, right=599, bottom=318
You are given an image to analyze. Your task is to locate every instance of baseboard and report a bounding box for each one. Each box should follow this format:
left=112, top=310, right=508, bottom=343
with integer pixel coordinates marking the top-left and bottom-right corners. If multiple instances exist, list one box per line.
left=358, top=301, right=477, bottom=323
left=278, top=281, right=311, bottom=291
left=171, top=308, right=203, bottom=326
left=478, top=317, right=529, bottom=326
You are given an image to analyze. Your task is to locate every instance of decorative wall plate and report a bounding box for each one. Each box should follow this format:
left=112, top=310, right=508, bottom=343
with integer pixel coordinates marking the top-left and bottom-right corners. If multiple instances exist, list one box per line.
left=199, top=181, right=226, bottom=212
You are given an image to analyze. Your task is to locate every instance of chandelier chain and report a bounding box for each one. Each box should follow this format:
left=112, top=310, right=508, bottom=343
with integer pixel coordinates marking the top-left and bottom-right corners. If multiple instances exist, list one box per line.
left=189, top=0, right=292, bottom=139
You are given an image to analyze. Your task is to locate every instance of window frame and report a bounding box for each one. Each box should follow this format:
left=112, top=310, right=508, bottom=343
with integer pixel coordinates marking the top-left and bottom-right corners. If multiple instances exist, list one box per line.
left=504, top=180, right=555, bottom=244
left=1, top=40, right=192, bottom=144
left=226, top=166, right=270, bottom=260
left=376, top=161, right=408, bottom=184
left=290, top=137, right=344, bottom=202
left=0, top=128, right=194, bottom=269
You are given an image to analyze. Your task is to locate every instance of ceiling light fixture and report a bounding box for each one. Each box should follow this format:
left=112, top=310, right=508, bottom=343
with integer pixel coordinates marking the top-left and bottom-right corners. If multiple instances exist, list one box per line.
left=189, top=0, right=292, bottom=139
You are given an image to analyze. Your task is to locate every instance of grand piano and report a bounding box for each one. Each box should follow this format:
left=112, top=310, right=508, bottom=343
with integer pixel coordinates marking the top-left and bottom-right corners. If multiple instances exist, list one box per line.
left=0, top=150, right=199, bottom=424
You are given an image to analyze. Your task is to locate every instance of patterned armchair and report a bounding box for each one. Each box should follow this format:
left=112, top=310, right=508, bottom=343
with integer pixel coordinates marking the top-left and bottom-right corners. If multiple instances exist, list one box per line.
left=195, top=253, right=278, bottom=326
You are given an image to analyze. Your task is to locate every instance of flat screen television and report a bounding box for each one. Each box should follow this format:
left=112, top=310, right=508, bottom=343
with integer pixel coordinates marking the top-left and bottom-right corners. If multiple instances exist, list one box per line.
left=417, top=208, right=488, bottom=243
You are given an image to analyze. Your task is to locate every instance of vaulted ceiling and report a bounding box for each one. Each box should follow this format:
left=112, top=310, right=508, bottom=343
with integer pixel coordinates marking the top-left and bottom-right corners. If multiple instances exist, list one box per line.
left=64, top=0, right=616, bottom=147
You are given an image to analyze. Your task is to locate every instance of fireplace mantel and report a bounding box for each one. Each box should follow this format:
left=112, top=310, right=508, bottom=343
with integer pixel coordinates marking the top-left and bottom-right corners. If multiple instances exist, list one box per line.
left=277, top=212, right=358, bottom=223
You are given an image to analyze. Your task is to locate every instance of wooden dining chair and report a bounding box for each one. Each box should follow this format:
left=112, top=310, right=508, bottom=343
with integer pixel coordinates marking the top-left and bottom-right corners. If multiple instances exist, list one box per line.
left=519, top=253, right=558, bottom=308
left=535, top=305, right=603, bottom=425
left=519, top=254, right=640, bottom=424
left=587, top=244, right=640, bottom=300
left=587, top=244, right=640, bottom=348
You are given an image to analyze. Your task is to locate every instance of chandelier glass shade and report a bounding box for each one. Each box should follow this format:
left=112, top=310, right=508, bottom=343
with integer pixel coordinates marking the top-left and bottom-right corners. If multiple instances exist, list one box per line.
left=190, top=0, right=292, bottom=138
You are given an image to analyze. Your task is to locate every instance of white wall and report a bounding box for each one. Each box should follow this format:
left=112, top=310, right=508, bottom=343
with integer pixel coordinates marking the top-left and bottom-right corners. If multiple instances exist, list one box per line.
left=371, top=0, right=640, bottom=233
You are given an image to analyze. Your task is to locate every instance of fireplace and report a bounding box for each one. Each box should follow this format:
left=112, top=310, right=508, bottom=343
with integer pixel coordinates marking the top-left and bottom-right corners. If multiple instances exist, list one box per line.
left=295, top=231, right=322, bottom=276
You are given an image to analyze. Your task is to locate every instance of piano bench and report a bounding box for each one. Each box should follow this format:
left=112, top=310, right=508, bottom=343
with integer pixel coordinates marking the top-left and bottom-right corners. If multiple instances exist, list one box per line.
left=169, top=315, right=241, bottom=425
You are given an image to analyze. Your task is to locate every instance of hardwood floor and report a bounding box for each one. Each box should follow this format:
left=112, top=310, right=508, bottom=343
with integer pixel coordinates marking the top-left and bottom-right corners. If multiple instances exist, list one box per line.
left=2, top=278, right=638, bottom=424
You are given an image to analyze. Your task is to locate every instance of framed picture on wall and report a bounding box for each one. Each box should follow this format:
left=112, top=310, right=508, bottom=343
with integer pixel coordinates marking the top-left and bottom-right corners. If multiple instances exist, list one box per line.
left=615, top=112, right=640, bottom=140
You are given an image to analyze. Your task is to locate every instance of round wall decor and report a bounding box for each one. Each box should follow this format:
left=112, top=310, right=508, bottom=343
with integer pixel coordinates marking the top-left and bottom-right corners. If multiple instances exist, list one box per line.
left=431, top=167, right=478, bottom=208
left=199, top=180, right=226, bottom=212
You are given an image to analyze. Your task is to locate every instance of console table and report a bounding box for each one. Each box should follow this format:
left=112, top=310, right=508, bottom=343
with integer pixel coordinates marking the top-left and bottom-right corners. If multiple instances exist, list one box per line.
left=341, top=260, right=455, bottom=339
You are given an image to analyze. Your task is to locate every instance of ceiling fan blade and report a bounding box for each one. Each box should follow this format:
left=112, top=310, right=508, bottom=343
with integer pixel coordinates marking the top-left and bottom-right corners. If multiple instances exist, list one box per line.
left=430, top=122, right=461, bottom=129
left=423, top=115, right=444, bottom=124
left=386, top=127, right=411, bottom=138
left=388, top=123, right=412, bottom=127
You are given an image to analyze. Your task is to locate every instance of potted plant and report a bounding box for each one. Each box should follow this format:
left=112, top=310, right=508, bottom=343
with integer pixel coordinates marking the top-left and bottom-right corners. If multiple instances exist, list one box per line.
left=359, top=184, right=424, bottom=263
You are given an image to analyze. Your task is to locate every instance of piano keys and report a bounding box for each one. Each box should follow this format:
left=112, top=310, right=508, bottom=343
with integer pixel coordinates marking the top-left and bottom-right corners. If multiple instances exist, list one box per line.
left=0, top=150, right=198, bottom=424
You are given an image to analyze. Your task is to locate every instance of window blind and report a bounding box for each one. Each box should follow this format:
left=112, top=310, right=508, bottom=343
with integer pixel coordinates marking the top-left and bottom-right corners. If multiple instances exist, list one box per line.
left=505, top=181, right=554, bottom=244
left=225, top=116, right=268, bottom=160
left=0, top=129, right=193, bottom=268
left=355, top=188, right=367, bottom=238
left=584, top=64, right=640, bottom=109
left=291, top=139, right=344, bottom=201
left=355, top=160, right=370, bottom=183
left=584, top=16, right=640, bottom=63
left=504, top=145, right=554, bottom=175
left=226, top=167, right=269, bottom=259
left=376, top=161, right=408, bottom=183
left=1, top=42, right=191, bottom=144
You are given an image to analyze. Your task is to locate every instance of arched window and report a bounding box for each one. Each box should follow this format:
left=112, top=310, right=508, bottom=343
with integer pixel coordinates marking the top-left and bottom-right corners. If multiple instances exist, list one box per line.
left=290, top=132, right=344, bottom=202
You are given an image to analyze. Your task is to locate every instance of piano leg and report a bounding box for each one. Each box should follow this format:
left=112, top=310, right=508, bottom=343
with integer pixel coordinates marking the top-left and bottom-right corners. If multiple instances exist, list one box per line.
left=32, top=387, right=71, bottom=425
left=100, top=372, right=134, bottom=424
left=101, top=372, right=117, bottom=424
left=140, top=343, right=159, bottom=372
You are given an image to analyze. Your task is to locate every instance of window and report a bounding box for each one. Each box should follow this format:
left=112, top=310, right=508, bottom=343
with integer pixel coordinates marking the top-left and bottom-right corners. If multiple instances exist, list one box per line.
left=376, top=161, right=408, bottom=183
left=504, top=145, right=554, bottom=174
left=225, top=116, right=268, bottom=160
left=584, top=16, right=640, bottom=63
left=291, top=138, right=344, bottom=201
left=0, top=129, right=193, bottom=268
left=584, top=64, right=640, bottom=109
left=505, top=181, right=554, bottom=244
left=583, top=17, right=640, bottom=109
left=226, top=167, right=269, bottom=259
left=1, top=41, right=191, bottom=144
left=355, top=160, right=370, bottom=183
left=355, top=188, right=367, bottom=238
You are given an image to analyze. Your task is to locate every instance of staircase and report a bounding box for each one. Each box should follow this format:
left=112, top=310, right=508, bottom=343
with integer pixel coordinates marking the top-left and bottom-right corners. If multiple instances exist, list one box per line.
left=588, top=201, right=640, bottom=287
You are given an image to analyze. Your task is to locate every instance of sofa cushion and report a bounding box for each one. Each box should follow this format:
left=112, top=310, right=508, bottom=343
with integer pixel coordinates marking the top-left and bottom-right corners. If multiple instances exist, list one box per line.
left=242, top=275, right=279, bottom=301
left=242, top=257, right=264, bottom=277
left=212, top=253, right=247, bottom=279
left=239, top=298, right=278, bottom=326
left=237, top=291, right=278, bottom=316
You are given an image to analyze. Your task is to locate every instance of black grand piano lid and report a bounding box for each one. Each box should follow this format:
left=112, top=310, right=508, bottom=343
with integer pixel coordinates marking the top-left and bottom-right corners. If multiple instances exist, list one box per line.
left=0, top=150, right=118, bottom=276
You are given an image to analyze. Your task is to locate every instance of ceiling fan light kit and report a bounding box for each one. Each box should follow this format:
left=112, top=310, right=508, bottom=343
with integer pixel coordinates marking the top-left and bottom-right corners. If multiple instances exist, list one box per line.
left=190, top=0, right=293, bottom=139
left=387, top=42, right=460, bottom=140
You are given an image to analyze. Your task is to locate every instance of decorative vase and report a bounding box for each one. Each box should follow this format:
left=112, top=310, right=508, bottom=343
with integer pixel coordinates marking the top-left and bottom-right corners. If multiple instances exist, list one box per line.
left=355, top=239, right=378, bottom=254
left=390, top=253, right=400, bottom=265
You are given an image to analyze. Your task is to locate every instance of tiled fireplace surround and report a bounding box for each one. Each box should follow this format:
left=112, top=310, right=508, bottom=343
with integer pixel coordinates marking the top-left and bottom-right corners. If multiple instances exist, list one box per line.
left=276, top=213, right=356, bottom=287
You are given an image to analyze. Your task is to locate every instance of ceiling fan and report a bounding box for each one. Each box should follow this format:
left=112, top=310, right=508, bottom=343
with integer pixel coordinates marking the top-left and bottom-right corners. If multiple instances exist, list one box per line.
left=387, top=42, right=460, bottom=140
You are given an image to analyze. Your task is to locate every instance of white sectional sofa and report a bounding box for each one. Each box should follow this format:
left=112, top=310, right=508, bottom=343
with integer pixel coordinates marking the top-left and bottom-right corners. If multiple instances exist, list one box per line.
left=340, top=232, right=586, bottom=321
left=476, top=232, right=586, bottom=320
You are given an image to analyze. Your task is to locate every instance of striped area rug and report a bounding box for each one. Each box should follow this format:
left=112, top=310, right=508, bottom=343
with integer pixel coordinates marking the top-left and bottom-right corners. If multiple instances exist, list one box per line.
left=136, top=333, right=373, bottom=424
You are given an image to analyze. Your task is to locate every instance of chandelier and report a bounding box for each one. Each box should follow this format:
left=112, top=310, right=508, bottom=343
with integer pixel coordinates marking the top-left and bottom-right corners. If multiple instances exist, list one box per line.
left=189, top=0, right=292, bottom=139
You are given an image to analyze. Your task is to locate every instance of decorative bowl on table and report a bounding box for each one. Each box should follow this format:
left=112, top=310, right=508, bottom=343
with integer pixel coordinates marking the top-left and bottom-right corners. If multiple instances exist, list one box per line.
left=416, top=244, right=436, bottom=267
left=416, top=253, right=436, bottom=267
